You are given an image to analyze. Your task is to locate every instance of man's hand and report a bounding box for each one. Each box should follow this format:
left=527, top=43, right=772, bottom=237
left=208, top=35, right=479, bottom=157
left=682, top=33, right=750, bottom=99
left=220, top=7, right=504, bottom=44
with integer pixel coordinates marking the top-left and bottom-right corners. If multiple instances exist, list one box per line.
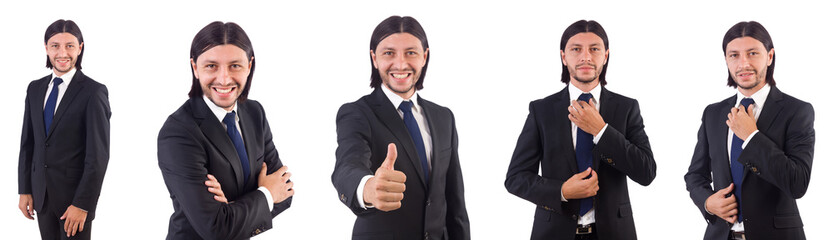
left=19, top=194, right=35, bottom=220
left=705, top=183, right=739, bottom=224
left=561, top=168, right=599, bottom=200
left=60, top=205, right=87, bottom=237
left=568, top=100, right=606, bottom=136
left=206, top=174, right=228, bottom=203
left=727, top=104, right=757, bottom=141
left=363, top=143, right=407, bottom=212
left=258, top=163, right=294, bottom=203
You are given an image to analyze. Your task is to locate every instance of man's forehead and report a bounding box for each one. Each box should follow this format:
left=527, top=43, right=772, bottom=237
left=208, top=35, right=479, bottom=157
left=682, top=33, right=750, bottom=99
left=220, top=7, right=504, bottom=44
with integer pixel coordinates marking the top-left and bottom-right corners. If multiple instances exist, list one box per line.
left=378, top=33, right=424, bottom=49
left=726, top=37, right=766, bottom=50
left=567, top=32, right=604, bottom=46
left=47, top=33, right=80, bottom=44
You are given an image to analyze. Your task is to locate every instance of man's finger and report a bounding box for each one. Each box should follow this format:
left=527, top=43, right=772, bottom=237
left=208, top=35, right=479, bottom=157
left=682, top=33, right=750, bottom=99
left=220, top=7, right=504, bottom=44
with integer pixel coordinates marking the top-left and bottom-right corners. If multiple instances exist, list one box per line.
left=79, top=220, right=85, bottom=233
left=260, top=163, right=268, bottom=178
left=746, top=104, right=755, bottom=117
left=381, top=143, right=398, bottom=170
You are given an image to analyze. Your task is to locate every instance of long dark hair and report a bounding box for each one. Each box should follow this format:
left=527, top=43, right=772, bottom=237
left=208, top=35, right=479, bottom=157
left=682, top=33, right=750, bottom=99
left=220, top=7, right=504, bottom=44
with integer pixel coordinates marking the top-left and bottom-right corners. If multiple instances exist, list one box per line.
left=44, top=19, right=84, bottom=70
left=559, top=20, right=609, bottom=86
left=369, top=16, right=429, bottom=90
left=722, top=21, right=776, bottom=87
left=188, top=21, right=256, bottom=101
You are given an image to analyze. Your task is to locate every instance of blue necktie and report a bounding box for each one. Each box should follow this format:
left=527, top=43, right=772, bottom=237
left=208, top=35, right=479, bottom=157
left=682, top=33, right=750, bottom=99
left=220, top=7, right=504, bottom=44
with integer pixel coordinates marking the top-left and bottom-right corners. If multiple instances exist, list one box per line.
left=730, top=98, right=755, bottom=222
left=575, top=93, right=594, bottom=216
left=398, top=101, right=430, bottom=181
left=224, top=111, right=251, bottom=184
left=44, top=77, right=63, bottom=135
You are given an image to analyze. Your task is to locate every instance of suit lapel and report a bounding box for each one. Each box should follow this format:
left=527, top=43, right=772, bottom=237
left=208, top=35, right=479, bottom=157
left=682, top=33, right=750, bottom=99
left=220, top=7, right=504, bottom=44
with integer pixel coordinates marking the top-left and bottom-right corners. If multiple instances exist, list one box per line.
left=717, top=96, right=736, bottom=184
left=46, top=71, right=86, bottom=139
left=596, top=88, right=617, bottom=169
left=31, top=75, right=50, bottom=137
left=419, top=96, right=438, bottom=186
left=368, top=88, right=428, bottom=188
left=553, top=87, right=579, bottom=173
left=193, top=98, right=245, bottom=187
left=238, top=102, right=258, bottom=187
left=756, top=86, right=784, bottom=135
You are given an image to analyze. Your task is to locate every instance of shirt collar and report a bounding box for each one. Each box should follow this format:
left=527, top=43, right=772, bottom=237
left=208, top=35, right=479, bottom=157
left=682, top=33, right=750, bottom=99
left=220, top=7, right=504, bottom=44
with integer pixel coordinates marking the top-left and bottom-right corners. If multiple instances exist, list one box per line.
left=380, top=84, right=422, bottom=114
left=51, top=68, right=76, bottom=86
left=735, top=83, right=770, bottom=107
left=203, top=95, right=239, bottom=123
left=567, top=81, right=602, bottom=104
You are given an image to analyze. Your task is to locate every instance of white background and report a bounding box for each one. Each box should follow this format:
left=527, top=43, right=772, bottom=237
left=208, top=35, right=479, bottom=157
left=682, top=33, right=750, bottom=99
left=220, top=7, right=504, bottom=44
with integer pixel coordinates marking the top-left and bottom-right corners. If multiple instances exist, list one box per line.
left=1, top=0, right=829, bottom=239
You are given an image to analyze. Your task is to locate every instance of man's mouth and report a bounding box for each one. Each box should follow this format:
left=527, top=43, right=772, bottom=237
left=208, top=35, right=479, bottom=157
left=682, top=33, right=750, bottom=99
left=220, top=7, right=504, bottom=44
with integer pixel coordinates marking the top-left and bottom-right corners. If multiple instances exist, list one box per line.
left=213, top=87, right=235, bottom=94
left=391, top=73, right=411, bottom=79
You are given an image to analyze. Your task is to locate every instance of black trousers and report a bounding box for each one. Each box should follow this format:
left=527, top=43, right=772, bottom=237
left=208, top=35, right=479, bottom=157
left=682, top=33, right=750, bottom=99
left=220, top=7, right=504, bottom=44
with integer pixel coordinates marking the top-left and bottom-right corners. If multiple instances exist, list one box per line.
left=37, top=195, right=92, bottom=240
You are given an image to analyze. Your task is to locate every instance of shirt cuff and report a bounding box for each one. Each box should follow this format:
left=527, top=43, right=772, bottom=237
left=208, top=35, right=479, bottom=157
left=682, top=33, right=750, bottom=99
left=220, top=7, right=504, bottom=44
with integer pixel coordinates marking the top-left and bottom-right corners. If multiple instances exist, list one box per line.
left=560, top=188, right=568, bottom=202
left=258, top=186, right=274, bottom=212
left=356, top=175, right=374, bottom=209
left=742, top=130, right=759, bottom=149
left=704, top=201, right=714, bottom=215
left=593, top=124, right=609, bottom=144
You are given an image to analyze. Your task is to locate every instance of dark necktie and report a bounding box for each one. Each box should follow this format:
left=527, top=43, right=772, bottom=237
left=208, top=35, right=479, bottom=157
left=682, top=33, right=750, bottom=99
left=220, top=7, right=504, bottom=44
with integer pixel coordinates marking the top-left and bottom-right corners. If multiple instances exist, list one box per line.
left=44, top=77, right=63, bottom=135
left=224, top=111, right=251, bottom=184
left=398, top=101, right=430, bottom=181
left=575, top=93, right=594, bottom=216
left=730, top=97, right=755, bottom=223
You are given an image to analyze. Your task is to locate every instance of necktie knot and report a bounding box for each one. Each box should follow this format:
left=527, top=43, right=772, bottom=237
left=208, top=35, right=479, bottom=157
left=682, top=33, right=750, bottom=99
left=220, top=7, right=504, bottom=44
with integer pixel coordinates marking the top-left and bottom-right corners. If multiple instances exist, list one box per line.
left=578, top=93, right=593, bottom=103
left=223, top=111, right=236, bottom=125
left=398, top=101, right=414, bottom=112
left=53, top=77, right=63, bottom=85
left=740, top=98, right=755, bottom=109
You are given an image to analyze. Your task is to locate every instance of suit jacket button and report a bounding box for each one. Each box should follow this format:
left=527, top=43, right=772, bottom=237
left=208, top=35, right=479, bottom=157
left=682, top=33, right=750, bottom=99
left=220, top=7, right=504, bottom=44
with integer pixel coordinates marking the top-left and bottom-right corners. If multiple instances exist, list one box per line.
left=572, top=215, right=577, bottom=220
left=426, top=199, right=431, bottom=207
left=424, top=231, right=429, bottom=239
left=45, top=143, right=49, bottom=147
left=43, top=164, right=48, bottom=168
left=340, top=193, right=346, bottom=202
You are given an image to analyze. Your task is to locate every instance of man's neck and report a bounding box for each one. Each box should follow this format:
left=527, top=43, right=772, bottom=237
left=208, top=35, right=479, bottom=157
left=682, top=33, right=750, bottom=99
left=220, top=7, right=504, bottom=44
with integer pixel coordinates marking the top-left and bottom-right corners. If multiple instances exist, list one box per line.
left=571, top=79, right=599, bottom=93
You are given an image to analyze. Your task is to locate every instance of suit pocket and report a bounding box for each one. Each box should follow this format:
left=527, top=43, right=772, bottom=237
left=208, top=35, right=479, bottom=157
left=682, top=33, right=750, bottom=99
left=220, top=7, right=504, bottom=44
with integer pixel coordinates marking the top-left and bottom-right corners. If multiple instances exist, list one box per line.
left=618, top=203, right=632, bottom=218
left=534, top=208, right=552, bottom=222
left=773, top=215, right=803, bottom=229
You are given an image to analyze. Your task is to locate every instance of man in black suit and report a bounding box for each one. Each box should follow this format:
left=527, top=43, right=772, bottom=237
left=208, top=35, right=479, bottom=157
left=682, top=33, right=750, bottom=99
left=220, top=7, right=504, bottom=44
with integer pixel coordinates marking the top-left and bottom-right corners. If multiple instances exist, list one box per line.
left=684, top=21, right=813, bottom=240
left=18, top=19, right=110, bottom=240
left=157, top=21, right=293, bottom=240
left=505, top=20, right=656, bottom=240
left=332, top=16, right=470, bottom=240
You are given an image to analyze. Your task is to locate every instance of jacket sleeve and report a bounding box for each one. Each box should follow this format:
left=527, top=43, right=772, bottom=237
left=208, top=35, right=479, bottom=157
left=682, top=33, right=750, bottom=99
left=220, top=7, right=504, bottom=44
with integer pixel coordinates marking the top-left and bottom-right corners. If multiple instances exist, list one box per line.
left=739, top=102, right=814, bottom=199
left=332, top=103, right=376, bottom=215
left=158, top=116, right=274, bottom=240
left=254, top=101, right=292, bottom=216
left=593, top=99, right=656, bottom=186
left=505, top=102, right=568, bottom=214
left=684, top=107, right=719, bottom=222
left=445, top=110, right=470, bottom=240
left=71, top=85, right=111, bottom=212
left=18, top=81, right=36, bottom=194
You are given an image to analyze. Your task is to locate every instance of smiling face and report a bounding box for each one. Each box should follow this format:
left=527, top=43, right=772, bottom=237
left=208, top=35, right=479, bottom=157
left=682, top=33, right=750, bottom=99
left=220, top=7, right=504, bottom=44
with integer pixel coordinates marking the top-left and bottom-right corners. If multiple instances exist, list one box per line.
left=45, top=32, right=83, bottom=76
left=371, top=33, right=428, bottom=99
left=725, top=36, right=773, bottom=95
left=191, top=44, right=252, bottom=111
left=561, top=32, right=608, bottom=88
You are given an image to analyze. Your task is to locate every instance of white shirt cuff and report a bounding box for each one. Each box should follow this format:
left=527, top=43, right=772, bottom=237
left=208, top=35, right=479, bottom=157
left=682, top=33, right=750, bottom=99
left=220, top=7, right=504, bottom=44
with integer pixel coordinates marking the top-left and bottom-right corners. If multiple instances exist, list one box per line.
left=742, top=130, right=759, bottom=149
left=258, top=186, right=274, bottom=212
left=560, top=188, right=568, bottom=202
left=593, top=124, right=608, bottom=144
left=357, top=175, right=374, bottom=209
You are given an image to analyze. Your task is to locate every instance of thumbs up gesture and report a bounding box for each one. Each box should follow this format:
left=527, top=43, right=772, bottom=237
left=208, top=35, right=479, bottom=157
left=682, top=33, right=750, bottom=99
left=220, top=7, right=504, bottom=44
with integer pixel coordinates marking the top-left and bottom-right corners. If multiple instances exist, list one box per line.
left=363, top=143, right=407, bottom=212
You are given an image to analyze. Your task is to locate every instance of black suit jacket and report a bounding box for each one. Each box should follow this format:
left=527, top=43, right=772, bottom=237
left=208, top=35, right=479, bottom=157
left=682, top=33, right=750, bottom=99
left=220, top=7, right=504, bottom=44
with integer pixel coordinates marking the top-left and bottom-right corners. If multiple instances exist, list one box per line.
left=684, top=86, right=813, bottom=240
left=332, top=88, right=470, bottom=240
left=158, top=97, right=291, bottom=240
left=18, top=71, right=110, bottom=219
left=505, top=86, right=655, bottom=240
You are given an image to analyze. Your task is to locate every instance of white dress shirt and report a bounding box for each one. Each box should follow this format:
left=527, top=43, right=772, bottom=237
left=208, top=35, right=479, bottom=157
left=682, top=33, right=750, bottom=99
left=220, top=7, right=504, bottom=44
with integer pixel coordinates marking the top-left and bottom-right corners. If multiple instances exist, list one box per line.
left=725, top=84, right=770, bottom=231
left=356, top=85, right=433, bottom=209
left=561, top=82, right=609, bottom=225
left=43, top=68, right=76, bottom=111
left=203, top=96, right=274, bottom=211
